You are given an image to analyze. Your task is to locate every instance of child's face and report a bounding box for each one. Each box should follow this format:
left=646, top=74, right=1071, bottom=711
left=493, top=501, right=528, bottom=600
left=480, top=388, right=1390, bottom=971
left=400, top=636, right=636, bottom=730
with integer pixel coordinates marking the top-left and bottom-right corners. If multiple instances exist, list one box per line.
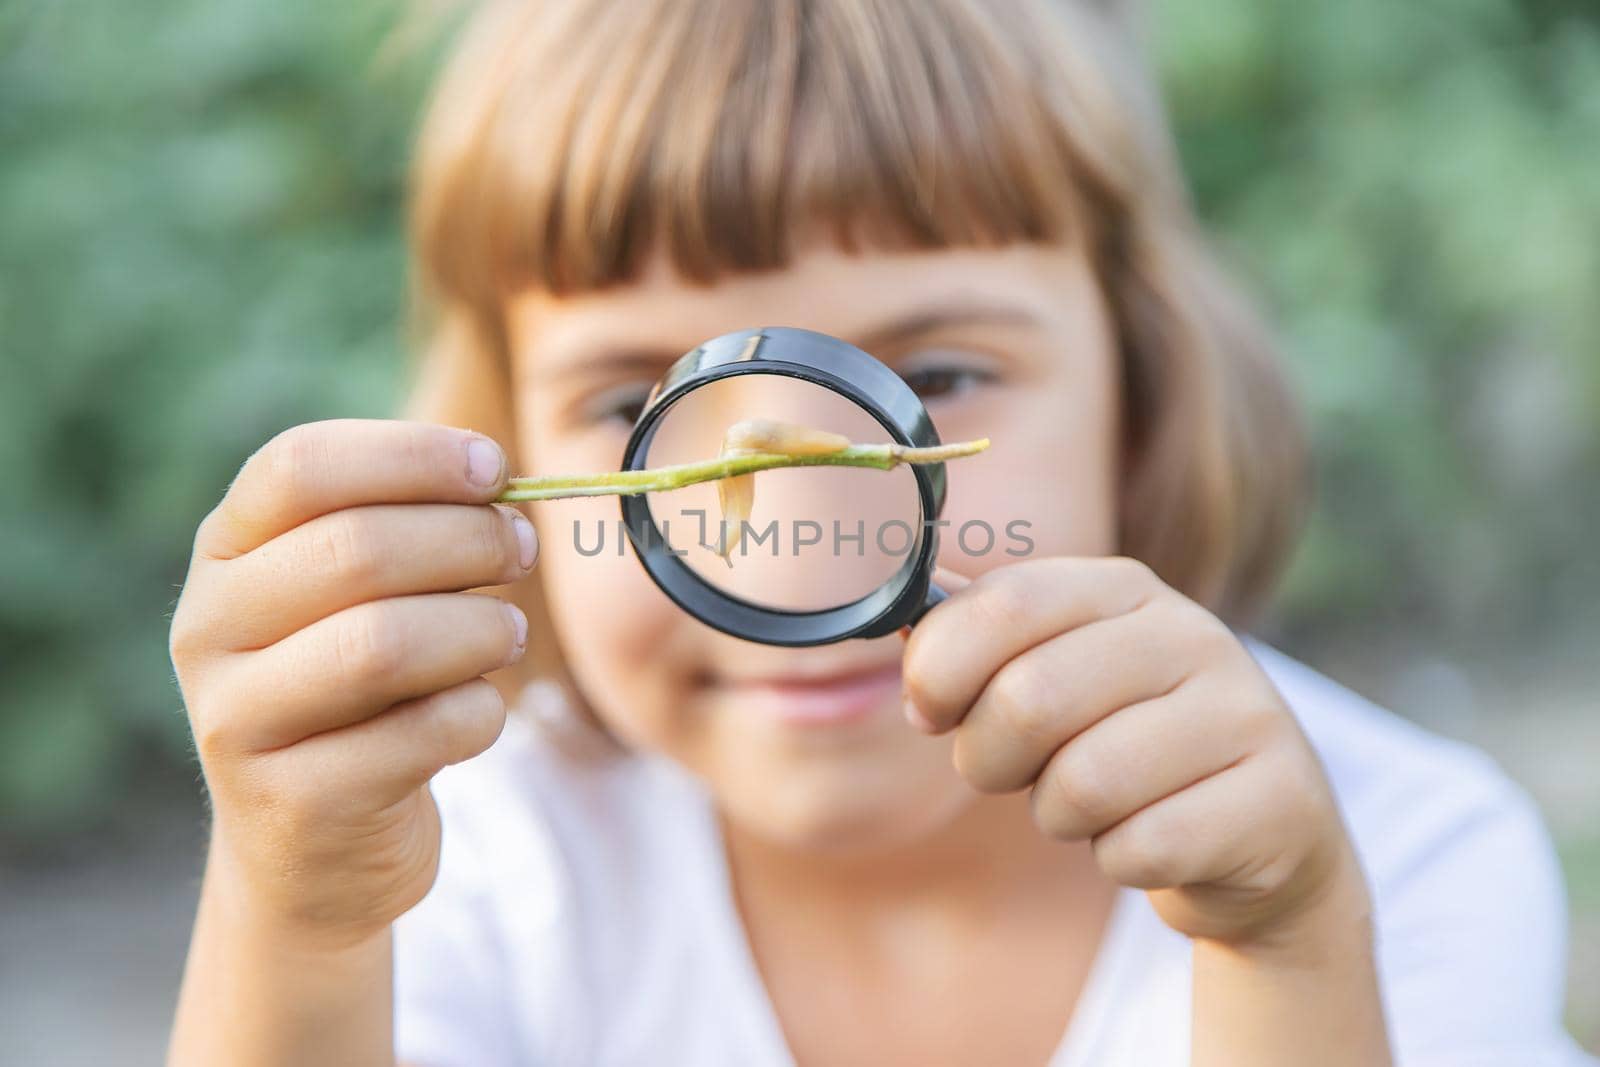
left=507, top=241, right=1121, bottom=852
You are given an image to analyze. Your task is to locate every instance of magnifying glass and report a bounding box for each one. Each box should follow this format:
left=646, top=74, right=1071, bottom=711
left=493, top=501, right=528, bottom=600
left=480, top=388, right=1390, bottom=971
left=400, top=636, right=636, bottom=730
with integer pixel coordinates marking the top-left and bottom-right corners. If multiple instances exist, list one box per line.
left=619, top=327, right=951, bottom=647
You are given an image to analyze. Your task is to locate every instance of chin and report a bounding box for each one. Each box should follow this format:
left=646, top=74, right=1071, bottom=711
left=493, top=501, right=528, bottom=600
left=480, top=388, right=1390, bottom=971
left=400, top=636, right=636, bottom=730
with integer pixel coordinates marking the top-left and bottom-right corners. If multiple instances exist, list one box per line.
left=719, top=751, right=976, bottom=856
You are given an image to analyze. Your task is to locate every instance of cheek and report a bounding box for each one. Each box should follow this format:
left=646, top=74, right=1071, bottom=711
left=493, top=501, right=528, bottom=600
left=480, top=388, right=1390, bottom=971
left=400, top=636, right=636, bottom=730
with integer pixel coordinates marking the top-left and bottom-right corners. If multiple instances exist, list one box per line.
left=934, top=384, right=1120, bottom=576
left=521, top=433, right=704, bottom=750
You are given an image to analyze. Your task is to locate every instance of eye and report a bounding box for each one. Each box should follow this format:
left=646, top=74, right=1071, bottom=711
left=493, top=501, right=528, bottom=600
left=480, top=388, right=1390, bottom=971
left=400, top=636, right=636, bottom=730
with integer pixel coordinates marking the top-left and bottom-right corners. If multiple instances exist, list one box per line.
left=898, top=360, right=997, bottom=403
left=582, top=383, right=652, bottom=428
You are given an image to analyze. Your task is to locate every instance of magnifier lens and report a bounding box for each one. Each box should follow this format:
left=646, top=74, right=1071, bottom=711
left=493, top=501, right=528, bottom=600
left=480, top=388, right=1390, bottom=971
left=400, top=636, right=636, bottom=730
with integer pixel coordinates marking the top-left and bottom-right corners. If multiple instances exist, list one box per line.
left=643, top=374, right=923, bottom=613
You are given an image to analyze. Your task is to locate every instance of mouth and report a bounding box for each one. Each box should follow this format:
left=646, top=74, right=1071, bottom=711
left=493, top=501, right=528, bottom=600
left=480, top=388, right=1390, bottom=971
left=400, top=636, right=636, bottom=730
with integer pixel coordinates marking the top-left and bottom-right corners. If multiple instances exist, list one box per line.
left=715, top=660, right=904, bottom=727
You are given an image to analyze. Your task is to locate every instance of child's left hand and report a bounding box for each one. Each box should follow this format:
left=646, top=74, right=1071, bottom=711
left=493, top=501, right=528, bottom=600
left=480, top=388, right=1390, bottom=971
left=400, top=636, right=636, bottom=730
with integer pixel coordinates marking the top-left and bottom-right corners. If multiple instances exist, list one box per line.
left=902, top=556, right=1369, bottom=949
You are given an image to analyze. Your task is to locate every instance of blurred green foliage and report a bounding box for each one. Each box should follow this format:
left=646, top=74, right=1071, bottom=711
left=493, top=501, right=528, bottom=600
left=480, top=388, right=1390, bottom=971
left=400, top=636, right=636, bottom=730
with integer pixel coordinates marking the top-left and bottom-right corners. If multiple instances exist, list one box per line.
left=0, top=0, right=429, bottom=842
left=1152, top=0, right=1600, bottom=644
left=1, top=0, right=1596, bottom=844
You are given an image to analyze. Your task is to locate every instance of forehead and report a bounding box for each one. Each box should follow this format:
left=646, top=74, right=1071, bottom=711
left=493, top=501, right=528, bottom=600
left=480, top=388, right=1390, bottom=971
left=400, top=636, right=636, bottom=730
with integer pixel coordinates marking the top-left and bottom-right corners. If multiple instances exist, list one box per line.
left=507, top=240, right=1105, bottom=383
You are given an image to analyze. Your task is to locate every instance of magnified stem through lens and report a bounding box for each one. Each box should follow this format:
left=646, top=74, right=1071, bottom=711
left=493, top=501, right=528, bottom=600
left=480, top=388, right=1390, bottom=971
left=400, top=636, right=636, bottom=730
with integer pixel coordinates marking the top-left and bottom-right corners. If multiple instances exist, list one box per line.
left=637, top=378, right=937, bottom=611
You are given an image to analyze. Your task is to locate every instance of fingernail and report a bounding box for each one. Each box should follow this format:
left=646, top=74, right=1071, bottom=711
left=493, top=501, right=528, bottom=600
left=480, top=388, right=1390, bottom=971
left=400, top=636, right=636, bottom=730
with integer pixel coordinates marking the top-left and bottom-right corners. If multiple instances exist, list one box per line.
left=512, top=513, right=538, bottom=570
left=503, top=602, right=528, bottom=660
left=466, top=436, right=505, bottom=488
left=903, top=694, right=935, bottom=734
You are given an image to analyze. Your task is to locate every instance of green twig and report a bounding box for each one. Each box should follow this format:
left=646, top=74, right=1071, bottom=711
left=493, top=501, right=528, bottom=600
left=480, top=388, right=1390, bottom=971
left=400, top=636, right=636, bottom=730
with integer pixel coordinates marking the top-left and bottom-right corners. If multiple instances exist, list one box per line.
left=494, top=438, right=989, bottom=503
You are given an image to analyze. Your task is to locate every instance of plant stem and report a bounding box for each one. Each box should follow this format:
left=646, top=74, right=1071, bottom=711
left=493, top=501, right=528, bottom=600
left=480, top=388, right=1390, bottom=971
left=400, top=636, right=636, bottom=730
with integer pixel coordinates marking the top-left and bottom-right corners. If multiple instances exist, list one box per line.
left=494, top=438, right=989, bottom=502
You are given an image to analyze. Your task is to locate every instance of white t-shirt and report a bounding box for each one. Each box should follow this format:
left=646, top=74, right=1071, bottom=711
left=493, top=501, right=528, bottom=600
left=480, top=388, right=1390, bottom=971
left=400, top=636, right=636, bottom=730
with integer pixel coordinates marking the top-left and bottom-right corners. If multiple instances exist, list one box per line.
left=393, top=638, right=1594, bottom=1066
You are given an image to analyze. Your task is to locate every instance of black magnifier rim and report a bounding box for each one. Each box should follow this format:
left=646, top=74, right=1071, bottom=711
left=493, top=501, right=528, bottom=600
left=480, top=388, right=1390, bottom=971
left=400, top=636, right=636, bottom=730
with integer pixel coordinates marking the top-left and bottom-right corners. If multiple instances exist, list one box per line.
left=619, top=327, right=946, bottom=647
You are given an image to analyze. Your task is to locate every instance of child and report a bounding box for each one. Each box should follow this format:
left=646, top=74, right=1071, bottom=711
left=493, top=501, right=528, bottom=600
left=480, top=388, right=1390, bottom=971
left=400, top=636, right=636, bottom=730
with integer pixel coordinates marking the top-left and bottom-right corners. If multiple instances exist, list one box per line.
left=166, top=1, right=1591, bottom=1064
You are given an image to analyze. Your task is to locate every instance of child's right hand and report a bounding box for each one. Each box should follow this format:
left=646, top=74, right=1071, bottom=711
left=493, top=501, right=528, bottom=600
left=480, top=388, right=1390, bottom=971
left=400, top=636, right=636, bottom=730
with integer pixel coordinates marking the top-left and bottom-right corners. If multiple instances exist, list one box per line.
left=168, top=419, right=537, bottom=948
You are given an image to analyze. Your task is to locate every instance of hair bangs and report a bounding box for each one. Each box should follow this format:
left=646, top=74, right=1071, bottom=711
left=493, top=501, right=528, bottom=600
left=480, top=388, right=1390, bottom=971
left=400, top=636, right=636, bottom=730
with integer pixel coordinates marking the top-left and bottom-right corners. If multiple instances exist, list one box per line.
left=411, top=0, right=1113, bottom=305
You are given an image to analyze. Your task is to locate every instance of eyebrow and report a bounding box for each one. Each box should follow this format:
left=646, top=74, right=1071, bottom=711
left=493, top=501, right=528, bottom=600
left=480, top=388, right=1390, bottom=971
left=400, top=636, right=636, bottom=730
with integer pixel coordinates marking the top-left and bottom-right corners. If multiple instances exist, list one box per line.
left=853, top=301, right=1041, bottom=355
left=530, top=299, right=1041, bottom=383
left=529, top=346, right=682, bottom=385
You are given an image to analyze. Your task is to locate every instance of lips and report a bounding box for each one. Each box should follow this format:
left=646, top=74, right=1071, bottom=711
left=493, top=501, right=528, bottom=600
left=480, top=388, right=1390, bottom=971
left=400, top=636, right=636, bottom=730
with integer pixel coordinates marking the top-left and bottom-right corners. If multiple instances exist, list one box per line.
left=718, top=661, right=904, bottom=726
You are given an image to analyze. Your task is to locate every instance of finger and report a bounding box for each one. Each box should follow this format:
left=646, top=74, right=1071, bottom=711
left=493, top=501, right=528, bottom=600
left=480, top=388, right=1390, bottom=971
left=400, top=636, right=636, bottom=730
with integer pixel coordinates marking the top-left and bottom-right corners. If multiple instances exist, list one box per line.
left=1090, top=753, right=1310, bottom=892
left=1028, top=674, right=1262, bottom=841
left=903, top=556, right=1161, bottom=733
left=196, top=420, right=510, bottom=561
left=200, top=503, right=538, bottom=650
left=275, top=678, right=509, bottom=810
left=211, top=592, right=526, bottom=752
left=950, top=602, right=1191, bottom=792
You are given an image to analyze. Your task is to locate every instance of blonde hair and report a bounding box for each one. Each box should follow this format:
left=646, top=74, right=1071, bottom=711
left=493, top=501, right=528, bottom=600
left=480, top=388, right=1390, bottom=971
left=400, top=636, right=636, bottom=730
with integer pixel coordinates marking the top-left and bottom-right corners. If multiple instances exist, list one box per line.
left=403, top=0, right=1309, bottom=692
